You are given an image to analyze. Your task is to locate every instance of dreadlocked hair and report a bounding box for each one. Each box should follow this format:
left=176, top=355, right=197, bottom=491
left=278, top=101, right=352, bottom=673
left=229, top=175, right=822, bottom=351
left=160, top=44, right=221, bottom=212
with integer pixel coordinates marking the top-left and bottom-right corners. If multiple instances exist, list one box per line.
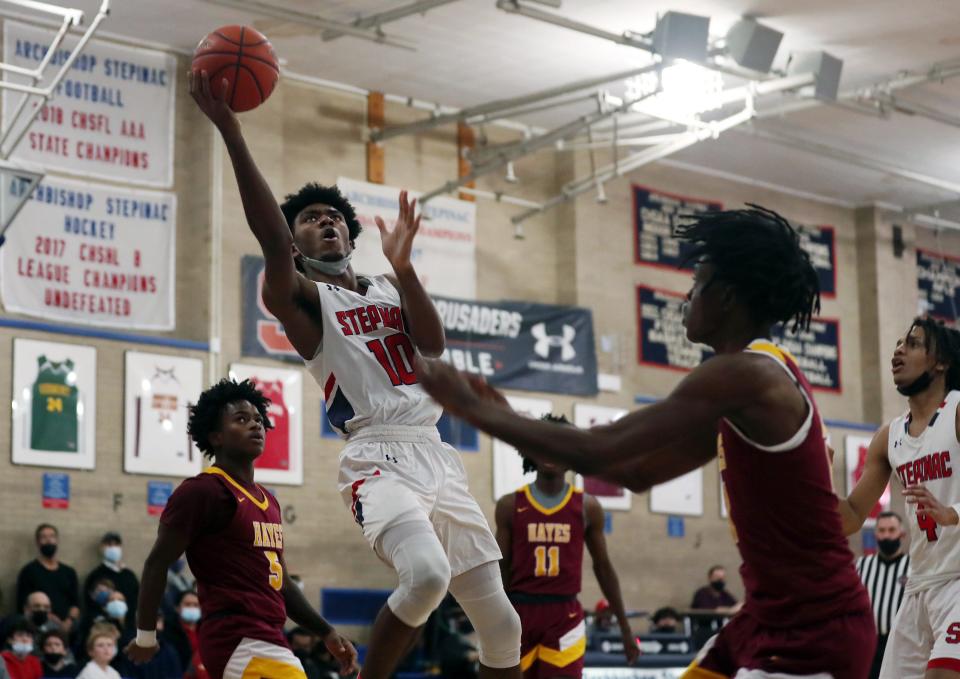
left=521, top=414, right=571, bottom=474
left=280, top=183, right=362, bottom=241
left=909, top=316, right=960, bottom=391
left=188, top=378, right=274, bottom=459
left=675, top=204, right=821, bottom=332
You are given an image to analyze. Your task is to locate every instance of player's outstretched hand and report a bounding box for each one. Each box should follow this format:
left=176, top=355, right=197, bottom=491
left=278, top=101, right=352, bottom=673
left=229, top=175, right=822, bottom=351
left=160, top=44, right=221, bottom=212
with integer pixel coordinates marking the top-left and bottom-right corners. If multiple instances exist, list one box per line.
left=322, top=631, right=359, bottom=676
left=188, top=69, right=238, bottom=133
left=124, top=639, right=159, bottom=665
left=375, top=190, right=422, bottom=275
left=904, top=484, right=960, bottom=526
left=417, top=358, right=513, bottom=419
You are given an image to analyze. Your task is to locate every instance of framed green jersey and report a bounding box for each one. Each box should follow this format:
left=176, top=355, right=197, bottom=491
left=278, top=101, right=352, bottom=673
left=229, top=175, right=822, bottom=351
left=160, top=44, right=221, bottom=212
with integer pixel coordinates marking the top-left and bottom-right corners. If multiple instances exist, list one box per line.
left=12, top=338, right=96, bottom=469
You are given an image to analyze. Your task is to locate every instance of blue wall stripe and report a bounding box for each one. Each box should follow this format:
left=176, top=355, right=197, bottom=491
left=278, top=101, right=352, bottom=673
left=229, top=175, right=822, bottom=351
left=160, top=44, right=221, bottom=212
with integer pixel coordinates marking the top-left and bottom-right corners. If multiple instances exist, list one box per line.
left=635, top=394, right=879, bottom=432
left=0, top=318, right=209, bottom=351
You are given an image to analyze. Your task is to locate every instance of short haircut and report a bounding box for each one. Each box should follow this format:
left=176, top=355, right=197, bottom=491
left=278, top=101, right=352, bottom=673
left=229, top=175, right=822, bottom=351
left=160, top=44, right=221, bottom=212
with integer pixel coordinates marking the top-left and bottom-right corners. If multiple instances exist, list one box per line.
left=652, top=606, right=680, bottom=623
left=280, top=183, right=362, bottom=242
left=40, top=629, right=67, bottom=648
left=86, top=626, right=118, bottom=652
left=176, top=590, right=199, bottom=607
left=187, top=378, right=273, bottom=459
left=676, top=205, right=821, bottom=332
left=708, top=565, right=725, bottom=577
left=521, top=414, right=571, bottom=474
left=35, top=523, right=57, bottom=541
left=906, top=316, right=960, bottom=391
left=7, top=618, right=32, bottom=639
left=877, top=511, right=902, bottom=524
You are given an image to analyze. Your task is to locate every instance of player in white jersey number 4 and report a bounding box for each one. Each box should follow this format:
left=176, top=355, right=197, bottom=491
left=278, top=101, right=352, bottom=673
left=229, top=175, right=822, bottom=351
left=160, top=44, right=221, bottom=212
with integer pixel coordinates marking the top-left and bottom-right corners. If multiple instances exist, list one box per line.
left=191, top=71, right=522, bottom=679
left=840, top=317, right=960, bottom=679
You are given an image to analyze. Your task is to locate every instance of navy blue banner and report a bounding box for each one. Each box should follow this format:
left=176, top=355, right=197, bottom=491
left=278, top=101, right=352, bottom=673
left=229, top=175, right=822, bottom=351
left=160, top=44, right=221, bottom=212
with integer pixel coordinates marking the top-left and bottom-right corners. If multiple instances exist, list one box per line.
left=633, top=185, right=720, bottom=271
left=636, top=285, right=841, bottom=391
left=434, top=296, right=598, bottom=396
left=917, top=249, right=960, bottom=322
left=241, top=255, right=302, bottom=364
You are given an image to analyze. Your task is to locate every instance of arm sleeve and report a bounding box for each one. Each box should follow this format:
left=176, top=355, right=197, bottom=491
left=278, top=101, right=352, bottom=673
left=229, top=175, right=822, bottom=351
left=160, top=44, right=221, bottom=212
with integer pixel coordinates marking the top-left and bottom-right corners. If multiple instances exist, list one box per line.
left=16, top=563, right=32, bottom=611
left=159, top=476, right=235, bottom=541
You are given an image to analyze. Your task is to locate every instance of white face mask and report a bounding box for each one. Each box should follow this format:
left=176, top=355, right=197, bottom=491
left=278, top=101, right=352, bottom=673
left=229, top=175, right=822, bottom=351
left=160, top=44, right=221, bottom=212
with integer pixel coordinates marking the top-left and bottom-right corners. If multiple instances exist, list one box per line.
left=179, top=606, right=201, bottom=624
left=12, top=642, right=33, bottom=657
left=105, top=600, right=128, bottom=620
left=103, top=546, right=122, bottom=563
left=300, top=252, right=352, bottom=276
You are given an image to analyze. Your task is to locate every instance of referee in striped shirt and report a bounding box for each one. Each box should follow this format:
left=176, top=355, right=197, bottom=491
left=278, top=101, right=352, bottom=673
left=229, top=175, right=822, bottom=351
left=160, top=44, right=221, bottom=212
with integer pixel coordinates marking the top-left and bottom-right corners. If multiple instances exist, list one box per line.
left=855, top=511, right=910, bottom=679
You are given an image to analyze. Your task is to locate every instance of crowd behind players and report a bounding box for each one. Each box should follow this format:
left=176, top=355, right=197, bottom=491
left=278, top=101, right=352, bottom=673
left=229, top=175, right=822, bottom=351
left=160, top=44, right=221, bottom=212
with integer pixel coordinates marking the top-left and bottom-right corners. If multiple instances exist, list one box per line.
left=2, top=524, right=751, bottom=679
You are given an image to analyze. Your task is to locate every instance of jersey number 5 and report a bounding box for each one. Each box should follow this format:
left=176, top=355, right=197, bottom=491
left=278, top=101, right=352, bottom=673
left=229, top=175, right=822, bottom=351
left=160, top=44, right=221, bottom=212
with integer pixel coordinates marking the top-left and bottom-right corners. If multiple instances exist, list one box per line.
left=265, top=550, right=283, bottom=590
left=917, top=503, right=939, bottom=542
left=534, top=546, right=560, bottom=577
left=367, top=335, right=418, bottom=386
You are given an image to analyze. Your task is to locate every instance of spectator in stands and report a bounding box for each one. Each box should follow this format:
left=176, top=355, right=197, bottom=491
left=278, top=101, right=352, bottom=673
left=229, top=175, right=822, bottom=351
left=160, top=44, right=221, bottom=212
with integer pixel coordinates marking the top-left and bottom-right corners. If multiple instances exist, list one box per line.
left=161, top=591, right=207, bottom=679
left=2, top=620, right=41, bottom=679
left=75, top=580, right=115, bottom=662
left=82, top=534, right=138, bottom=630
left=591, top=598, right=615, bottom=632
left=16, top=526, right=79, bottom=639
left=690, top=565, right=741, bottom=613
left=650, top=607, right=681, bottom=634
left=23, top=592, right=59, bottom=638
left=101, top=593, right=132, bottom=645
left=76, top=629, right=120, bottom=679
left=39, top=630, right=79, bottom=679
left=161, top=560, right=193, bottom=619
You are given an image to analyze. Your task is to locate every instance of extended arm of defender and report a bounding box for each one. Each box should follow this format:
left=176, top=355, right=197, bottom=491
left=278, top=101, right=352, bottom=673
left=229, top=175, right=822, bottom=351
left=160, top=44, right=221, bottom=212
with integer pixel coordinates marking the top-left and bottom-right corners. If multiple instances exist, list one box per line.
left=494, top=494, right=515, bottom=589
left=837, top=425, right=892, bottom=536
left=418, top=354, right=749, bottom=490
left=584, top=495, right=638, bottom=665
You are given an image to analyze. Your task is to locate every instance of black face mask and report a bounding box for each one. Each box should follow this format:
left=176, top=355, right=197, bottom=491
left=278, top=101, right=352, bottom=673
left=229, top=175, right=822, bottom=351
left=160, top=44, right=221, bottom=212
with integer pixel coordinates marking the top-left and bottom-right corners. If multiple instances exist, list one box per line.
left=897, top=371, right=934, bottom=397
left=43, top=653, right=64, bottom=666
left=31, top=611, right=49, bottom=627
left=710, top=580, right=726, bottom=592
left=39, top=543, right=57, bottom=558
left=878, top=538, right=901, bottom=556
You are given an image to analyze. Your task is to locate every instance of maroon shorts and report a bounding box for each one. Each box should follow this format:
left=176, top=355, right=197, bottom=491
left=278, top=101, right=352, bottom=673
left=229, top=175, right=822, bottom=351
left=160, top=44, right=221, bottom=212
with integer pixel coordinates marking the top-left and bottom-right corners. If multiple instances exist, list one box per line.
left=687, top=609, right=876, bottom=679
left=198, top=615, right=290, bottom=679
left=514, top=598, right=585, bottom=679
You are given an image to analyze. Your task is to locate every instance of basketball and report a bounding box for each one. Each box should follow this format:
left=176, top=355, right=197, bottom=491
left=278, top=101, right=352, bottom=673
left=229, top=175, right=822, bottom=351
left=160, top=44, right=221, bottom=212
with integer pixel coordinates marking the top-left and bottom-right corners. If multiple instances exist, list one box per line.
left=192, top=25, right=279, bottom=113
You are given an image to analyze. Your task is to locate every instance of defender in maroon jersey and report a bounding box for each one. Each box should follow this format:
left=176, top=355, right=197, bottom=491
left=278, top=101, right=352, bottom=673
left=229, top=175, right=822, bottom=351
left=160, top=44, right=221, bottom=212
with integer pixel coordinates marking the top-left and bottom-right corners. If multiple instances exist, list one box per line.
left=419, top=206, right=875, bottom=678
left=496, top=415, right=638, bottom=678
left=124, top=379, right=357, bottom=679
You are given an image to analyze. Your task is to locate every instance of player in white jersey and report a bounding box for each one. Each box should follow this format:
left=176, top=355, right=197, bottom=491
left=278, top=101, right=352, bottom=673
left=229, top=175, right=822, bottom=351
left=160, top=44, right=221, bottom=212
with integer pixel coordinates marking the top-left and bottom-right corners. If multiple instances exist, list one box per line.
left=190, top=70, right=521, bottom=679
left=839, top=317, right=960, bottom=679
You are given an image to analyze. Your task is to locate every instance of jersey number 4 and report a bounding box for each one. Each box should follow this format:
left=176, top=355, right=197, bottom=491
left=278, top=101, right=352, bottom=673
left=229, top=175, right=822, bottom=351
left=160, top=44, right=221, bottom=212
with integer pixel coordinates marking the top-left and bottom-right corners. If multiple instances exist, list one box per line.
left=367, top=335, right=418, bottom=386
left=534, top=546, right=560, bottom=577
left=917, top=503, right=939, bottom=542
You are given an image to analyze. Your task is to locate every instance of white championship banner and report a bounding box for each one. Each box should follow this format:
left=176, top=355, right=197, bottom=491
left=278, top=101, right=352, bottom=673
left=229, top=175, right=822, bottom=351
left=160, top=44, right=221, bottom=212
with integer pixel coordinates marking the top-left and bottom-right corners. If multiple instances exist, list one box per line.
left=337, top=177, right=477, bottom=299
left=1, top=175, right=176, bottom=329
left=3, top=21, right=177, bottom=188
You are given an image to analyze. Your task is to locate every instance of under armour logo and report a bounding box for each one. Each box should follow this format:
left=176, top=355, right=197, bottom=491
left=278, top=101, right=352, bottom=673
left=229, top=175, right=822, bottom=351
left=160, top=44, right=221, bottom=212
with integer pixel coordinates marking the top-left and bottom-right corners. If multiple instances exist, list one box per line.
left=531, top=323, right=577, bottom=361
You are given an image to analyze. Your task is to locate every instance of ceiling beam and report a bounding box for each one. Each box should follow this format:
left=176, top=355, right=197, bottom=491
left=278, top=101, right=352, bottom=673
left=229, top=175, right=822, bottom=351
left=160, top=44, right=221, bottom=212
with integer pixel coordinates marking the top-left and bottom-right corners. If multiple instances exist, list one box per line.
left=321, top=0, right=461, bottom=41
left=495, top=0, right=654, bottom=51
left=200, top=0, right=417, bottom=49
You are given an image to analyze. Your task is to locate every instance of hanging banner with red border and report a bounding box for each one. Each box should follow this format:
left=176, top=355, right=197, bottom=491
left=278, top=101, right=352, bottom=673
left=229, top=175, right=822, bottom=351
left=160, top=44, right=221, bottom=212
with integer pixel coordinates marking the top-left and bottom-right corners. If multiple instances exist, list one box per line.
left=42, top=472, right=70, bottom=509
left=147, top=480, right=173, bottom=516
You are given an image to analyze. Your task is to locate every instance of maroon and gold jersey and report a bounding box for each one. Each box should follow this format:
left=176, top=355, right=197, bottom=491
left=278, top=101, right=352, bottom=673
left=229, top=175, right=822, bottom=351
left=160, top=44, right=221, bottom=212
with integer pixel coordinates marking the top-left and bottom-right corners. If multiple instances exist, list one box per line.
left=160, top=467, right=288, bottom=650
left=719, top=341, right=870, bottom=628
left=509, top=484, right=584, bottom=597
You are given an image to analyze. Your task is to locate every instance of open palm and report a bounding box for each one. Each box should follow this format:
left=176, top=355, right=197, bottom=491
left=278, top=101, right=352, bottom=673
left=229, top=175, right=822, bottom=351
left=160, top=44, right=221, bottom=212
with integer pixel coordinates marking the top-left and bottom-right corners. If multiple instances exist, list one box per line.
left=376, top=189, right=422, bottom=273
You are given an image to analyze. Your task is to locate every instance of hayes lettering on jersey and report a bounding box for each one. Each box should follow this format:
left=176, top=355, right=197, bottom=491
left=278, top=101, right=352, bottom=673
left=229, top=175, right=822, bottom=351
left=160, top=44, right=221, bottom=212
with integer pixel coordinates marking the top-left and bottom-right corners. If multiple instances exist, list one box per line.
left=252, top=521, right=284, bottom=549
left=527, top=522, right=572, bottom=544
left=894, top=451, right=953, bottom=486
left=336, top=304, right=404, bottom=336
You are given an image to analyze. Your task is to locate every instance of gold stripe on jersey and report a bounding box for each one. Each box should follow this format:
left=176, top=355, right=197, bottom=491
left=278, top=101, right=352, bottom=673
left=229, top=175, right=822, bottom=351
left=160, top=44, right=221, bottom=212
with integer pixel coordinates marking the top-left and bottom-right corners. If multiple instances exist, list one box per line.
left=680, top=662, right=728, bottom=679
left=522, top=483, right=579, bottom=516
left=205, top=466, right=270, bottom=511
